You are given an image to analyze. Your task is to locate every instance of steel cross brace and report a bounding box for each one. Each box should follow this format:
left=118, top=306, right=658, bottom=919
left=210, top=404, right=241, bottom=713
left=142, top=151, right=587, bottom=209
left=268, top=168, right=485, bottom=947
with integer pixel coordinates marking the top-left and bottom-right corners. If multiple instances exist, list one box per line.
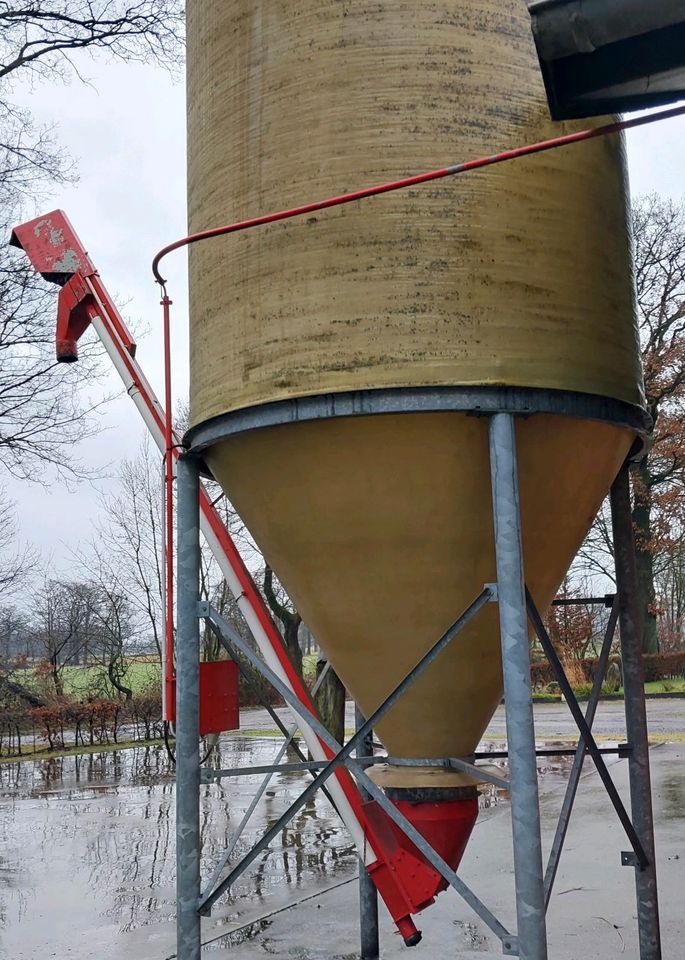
left=525, top=588, right=649, bottom=870
left=216, top=626, right=343, bottom=824
left=201, top=661, right=333, bottom=899
left=203, top=755, right=509, bottom=791
left=543, top=596, right=620, bottom=906
left=200, top=595, right=518, bottom=953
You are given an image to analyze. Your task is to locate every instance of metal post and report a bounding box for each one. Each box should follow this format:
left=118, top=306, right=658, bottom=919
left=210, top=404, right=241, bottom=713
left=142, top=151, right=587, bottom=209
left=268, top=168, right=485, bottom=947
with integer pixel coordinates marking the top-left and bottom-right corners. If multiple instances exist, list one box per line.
left=176, top=455, right=202, bottom=960
left=610, top=464, right=662, bottom=960
left=489, top=413, right=548, bottom=960
left=356, top=706, right=379, bottom=960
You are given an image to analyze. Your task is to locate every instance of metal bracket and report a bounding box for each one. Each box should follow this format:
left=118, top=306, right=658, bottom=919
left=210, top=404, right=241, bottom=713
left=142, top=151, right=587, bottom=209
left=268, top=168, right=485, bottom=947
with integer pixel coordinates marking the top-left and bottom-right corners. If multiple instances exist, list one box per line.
left=502, top=934, right=519, bottom=955
left=485, top=582, right=499, bottom=602
left=197, top=600, right=211, bottom=618
left=621, top=850, right=639, bottom=867
left=446, top=757, right=509, bottom=791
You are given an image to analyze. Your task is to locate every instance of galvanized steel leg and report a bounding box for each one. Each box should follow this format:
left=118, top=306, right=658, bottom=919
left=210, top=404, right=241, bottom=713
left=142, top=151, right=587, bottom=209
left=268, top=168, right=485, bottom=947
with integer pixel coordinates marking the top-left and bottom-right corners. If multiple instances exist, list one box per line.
left=489, top=413, right=548, bottom=960
left=176, top=455, right=202, bottom=960
left=356, top=706, right=379, bottom=960
left=610, top=465, right=662, bottom=960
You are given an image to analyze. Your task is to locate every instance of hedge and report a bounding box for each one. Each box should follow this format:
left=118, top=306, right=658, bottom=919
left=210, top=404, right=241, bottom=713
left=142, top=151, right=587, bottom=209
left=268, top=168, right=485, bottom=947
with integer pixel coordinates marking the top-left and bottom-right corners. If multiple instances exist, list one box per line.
left=642, top=651, right=685, bottom=682
left=531, top=650, right=685, bottom=688
left=0, top=691, right=164, bottom=759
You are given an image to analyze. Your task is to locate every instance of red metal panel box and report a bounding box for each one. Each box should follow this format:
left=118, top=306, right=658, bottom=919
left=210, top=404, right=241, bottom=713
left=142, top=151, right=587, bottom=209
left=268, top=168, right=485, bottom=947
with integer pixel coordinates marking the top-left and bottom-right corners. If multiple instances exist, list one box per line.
left=168, top=660, right=240, bottom=735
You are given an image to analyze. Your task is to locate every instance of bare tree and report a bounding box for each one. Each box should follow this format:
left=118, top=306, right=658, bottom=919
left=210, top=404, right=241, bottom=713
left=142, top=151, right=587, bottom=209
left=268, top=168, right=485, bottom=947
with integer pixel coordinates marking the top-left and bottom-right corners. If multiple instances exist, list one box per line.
left=82, top=577, right=135, bottom=700
left=576, top=498, right=615, bottom=587
left=0, top=2, right=184, bottom=81
left=33, top=576, right=94, bottom=695
left=0, top=485, right=34, bottom=598
left=0, top=603, right=48, bottom=705
left=629, top=195, right=685, bottom=652
left=577, top=195, right=685, bottom=653
left=96, top=436, right=165, bottom=661
left=0, top=242, right=110, bottom=479
left=0, top=2, right=184, bottom=480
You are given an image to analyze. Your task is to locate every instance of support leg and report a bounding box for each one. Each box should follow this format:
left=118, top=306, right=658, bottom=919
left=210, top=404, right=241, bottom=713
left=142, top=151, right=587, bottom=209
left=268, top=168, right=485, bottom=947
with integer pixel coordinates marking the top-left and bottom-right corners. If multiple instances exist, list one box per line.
left=489, top=413, right=548, bottom=960
left=610, top=464, right=662, bottom=960
left=176, top=455, right=202, bottom=960
left=356, top=707, right=379, bottom=960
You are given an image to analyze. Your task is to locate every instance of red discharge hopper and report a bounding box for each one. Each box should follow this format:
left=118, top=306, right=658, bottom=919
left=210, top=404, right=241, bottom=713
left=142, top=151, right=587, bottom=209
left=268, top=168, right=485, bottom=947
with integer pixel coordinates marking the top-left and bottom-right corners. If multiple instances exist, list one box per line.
left=364, top=795, right=479, bottom=944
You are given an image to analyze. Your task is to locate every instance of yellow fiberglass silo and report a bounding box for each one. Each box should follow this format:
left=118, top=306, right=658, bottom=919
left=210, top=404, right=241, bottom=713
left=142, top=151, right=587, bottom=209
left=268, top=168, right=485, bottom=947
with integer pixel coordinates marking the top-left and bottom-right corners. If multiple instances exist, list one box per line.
left=184, top=0, right=646, bottom=916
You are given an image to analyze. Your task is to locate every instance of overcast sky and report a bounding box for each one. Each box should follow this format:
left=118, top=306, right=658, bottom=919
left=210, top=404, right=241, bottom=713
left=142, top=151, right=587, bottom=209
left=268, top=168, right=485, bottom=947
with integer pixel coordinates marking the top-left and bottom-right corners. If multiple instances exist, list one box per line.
left=4, top=53, right=685, bottom=588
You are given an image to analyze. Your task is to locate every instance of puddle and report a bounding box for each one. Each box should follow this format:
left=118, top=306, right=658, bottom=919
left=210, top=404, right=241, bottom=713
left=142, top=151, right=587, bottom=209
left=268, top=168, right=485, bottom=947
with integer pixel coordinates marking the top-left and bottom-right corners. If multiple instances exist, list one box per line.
left=0, top=727, right=628, bottom=959
left=0, top=737, right=356, bottom=960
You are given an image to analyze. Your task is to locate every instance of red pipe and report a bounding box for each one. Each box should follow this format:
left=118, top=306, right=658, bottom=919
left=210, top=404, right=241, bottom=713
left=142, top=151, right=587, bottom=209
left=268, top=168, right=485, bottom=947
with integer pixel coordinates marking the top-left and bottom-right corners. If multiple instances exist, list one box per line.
left=152, top=102, right=685, bottom=285
left=162, top=293, right=175, bottom=717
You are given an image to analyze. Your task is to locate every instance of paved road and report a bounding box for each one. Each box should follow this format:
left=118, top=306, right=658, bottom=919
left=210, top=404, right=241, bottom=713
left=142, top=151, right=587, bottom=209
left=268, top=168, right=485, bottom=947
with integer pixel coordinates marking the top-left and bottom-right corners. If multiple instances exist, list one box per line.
left=489, top=696, right=685, bottom=738
left=240, top=696, right=685, bottom=740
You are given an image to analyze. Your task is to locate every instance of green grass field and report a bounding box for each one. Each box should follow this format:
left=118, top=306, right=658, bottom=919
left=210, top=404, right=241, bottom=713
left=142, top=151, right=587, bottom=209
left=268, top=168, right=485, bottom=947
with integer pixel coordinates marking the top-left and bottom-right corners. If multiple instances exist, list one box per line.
left=14, top=657, right=684, bottom=703
left=15, top=659, right=161, bottom=699
left=644, top=679, right=685, bottom=693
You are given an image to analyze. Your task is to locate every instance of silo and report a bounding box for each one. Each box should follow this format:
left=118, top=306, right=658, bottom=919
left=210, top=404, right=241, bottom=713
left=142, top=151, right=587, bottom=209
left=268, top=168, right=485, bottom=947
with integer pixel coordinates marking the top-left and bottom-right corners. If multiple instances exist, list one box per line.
left=184, top=0, right=646, bottom=933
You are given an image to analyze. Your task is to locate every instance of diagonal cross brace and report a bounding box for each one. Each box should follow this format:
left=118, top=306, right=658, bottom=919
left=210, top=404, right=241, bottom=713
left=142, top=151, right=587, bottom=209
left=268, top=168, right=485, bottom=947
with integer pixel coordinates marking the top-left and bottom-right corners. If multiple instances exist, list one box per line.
left=525, top=588, right=648, bottom=870
left=543, top=597, right=620, bottom=906
left=199, top=593, right=514, bottom=947
left=199, top=590, right=490, bottom=902
left=200, top=661, right=333, bottom=900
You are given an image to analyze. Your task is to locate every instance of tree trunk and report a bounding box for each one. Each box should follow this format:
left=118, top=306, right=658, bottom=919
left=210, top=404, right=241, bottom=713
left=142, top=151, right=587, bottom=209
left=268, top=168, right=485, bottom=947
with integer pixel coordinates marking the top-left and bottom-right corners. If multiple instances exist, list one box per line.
left=51, top=661, right=64, bottom=697
left=631, top=461, right=659, bottom=654
left=283, top=618, right=303, bottom=679
left=0, top=674, right=47, bottom=708
left=263, top=564, right=304, bottom=678
left=108, top=661, right=133, bottom=700
left=314, top=658, right=346, bottom=745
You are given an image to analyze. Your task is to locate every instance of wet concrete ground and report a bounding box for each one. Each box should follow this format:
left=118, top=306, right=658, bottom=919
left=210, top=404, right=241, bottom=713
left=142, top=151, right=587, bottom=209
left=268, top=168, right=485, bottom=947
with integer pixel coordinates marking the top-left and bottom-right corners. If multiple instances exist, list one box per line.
left=0, top=701, right=682, bottom=959
left=216, top=741, right=683, bottom=960
left=244, top=697, right=685, bottom=740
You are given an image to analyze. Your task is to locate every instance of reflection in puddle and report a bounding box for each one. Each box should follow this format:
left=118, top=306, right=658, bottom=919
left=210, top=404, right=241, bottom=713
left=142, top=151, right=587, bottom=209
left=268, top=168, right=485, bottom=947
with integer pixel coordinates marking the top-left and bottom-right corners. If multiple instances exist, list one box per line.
left=0, top=737, right=356, bottom=959
left=0, top=731, right=607, bottom=958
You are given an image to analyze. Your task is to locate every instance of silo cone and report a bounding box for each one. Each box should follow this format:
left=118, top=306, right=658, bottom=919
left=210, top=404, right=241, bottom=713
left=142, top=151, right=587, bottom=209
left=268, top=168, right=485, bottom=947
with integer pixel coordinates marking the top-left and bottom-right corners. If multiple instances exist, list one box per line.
left=185, top=0, right=647, bottom=939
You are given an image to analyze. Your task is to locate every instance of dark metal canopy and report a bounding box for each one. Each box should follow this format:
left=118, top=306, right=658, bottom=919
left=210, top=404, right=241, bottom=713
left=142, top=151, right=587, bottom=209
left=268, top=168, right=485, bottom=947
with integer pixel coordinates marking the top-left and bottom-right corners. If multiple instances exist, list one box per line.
left=528, top=0, right=685, bottom=119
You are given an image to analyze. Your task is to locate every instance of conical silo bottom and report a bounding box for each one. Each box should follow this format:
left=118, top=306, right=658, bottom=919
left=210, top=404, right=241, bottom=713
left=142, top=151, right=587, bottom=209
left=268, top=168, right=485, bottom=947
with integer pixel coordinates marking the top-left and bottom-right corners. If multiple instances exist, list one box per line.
left=203, top=411, right=633, bottom=779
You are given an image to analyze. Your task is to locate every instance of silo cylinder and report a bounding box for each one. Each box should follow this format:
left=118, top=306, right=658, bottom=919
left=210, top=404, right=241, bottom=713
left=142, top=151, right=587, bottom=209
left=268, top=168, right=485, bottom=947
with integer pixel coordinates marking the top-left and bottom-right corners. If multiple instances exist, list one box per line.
left=185, top=0, right=646, bottom=920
